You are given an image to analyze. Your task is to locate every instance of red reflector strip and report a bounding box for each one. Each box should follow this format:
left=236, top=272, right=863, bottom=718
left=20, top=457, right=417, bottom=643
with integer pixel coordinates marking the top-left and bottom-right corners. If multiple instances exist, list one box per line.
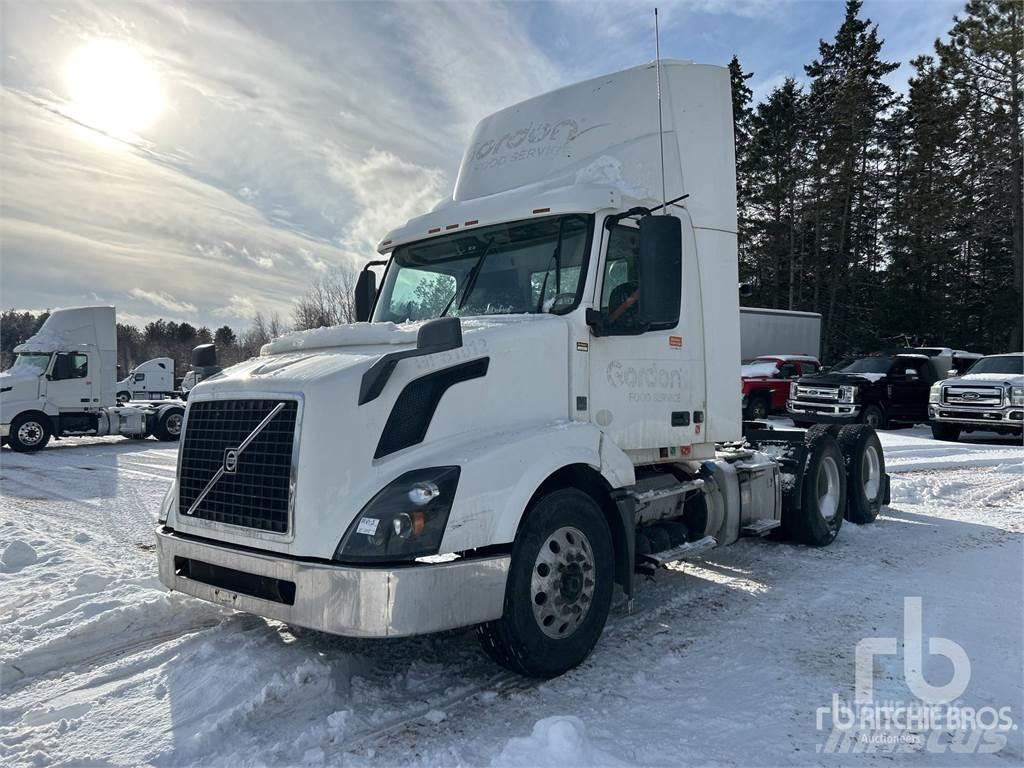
left=464, top=220, right=479, bottom=226
left=533, top=207, right=550, bottom=214
left=428, top=227, right=441, bottom=234
left=445, top=224, right=458, bottom=230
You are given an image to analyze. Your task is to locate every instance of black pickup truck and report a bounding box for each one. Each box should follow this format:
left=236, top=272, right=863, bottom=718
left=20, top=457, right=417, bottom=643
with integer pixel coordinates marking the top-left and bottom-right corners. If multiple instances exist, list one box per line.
left=787, top=352, right=939, bottom=429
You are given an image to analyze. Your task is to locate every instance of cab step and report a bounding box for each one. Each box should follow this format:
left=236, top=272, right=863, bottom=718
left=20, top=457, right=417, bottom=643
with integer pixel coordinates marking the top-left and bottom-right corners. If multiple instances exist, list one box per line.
left=640, top=535, right=718, bottom=567
left=741, top=519, right=782, bottom=537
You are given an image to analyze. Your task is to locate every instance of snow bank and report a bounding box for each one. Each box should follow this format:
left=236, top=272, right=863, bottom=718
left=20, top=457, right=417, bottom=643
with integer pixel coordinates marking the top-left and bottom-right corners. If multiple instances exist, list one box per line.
left=1, top=540, right=37, bottom=572
left=491, top=716, right=625, bottom=767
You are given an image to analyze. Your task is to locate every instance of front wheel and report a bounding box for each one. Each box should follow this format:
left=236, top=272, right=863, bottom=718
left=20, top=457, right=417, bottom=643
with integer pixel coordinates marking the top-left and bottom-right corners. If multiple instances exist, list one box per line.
left=476, top=488, right=614, bottom=678
left=931, top=423, right=960, bottom=442
left=154, top=408, right=184, bottom=441
left=116, top=390, right=131, bottom=404
left=8, top=413, right=52, bottom=452
left=859, top=404, right=886, bottom=430
left=744, top=395, right=769, bottom=421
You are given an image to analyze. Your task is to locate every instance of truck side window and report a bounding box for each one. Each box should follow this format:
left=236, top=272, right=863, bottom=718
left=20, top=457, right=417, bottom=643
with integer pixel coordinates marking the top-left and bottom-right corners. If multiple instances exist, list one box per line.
left=601, top=225, right=641, bottom=331
left=778, top=363, right=797, bottom=379
left=51, top=353, right=88, bottom=380
left=134, top=373, right=146, bottom=382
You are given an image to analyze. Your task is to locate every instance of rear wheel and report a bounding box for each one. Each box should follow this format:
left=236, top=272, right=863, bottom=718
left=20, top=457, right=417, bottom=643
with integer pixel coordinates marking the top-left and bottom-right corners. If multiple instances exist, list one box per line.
left=9, top=413, right=52, bottom=452
left=783, top=431, right=846, bottom=546
left=154, top=408, right=184, bottom=441
left=859, top=404, right=886, bottom=429
left=837, top=425, right=885, bottom=524
left=477, top=488, right=614, bottom=678
left=931, top=423, right=961, bottom=442
left=744, top=394, right=769, bottom=421
left=116, top=390, right=131, bottom=404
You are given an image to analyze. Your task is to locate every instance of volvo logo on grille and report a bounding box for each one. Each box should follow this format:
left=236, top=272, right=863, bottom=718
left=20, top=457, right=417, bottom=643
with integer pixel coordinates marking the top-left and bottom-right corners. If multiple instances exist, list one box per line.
left=223, top=448, right=240, bottom=473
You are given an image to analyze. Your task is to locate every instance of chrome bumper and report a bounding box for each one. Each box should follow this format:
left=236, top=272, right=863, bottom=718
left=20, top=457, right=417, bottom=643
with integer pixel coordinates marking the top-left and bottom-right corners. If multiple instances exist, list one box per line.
left=156, top=527, right=510, bottom=637
left=929, top=405, right=1023, bottom=428
left=787, top=400, right=860, bottom=417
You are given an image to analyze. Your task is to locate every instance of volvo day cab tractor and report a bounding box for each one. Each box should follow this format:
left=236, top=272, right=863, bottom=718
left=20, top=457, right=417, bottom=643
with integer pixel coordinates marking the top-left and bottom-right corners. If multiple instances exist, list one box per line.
left=0, top=307, right=186, bottom=451
left=156, top=62, right=890, bottom=678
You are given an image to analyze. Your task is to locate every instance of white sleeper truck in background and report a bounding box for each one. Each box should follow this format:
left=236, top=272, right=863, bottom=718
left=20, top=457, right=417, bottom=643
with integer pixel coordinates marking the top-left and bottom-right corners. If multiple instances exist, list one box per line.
left=116, top=357, right=177, bottom=402
left=156, top=62, right=890, bottom=677
left=0, top=307, right=186, bottom=451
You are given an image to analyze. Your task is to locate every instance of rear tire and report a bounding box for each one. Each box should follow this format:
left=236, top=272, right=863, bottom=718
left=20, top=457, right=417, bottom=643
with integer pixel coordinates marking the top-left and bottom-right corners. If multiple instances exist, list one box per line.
left=783, top=431, right=846, bottom=546
left=116, top=390, right=131, bottom=404
left=859, top=404, right=886, bottom=429
left=154, top=408, right=184, bottom=441
left=9, top=413, right=52, bottom=452
left=931, top=423, right=961, bottom=442
left=744, top=394, right=769, bottom=421
left=792, top=420, right=814, bottom=429
left=837, top=425, right=885, bottom=524
left=476, top=488, right=614, bottom=678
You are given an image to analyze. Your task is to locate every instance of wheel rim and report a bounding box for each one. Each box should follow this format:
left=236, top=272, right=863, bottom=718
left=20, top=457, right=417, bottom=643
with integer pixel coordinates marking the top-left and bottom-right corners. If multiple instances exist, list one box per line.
left=862, top=445, right=881, bottom=499
left=530, top=526, right=595, bottom=639
left=17, top=421, right=44, bottom=446
left=753, top=400, right=767, bottom=419
left=165, top=413, right=183, bottom=436
left=817, top=456, right=840, bottom=521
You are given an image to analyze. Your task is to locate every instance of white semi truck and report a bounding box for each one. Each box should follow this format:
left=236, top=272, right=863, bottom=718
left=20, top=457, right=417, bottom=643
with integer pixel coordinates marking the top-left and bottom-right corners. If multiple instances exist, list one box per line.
left=0, top=307, right=186, bottom=451
left=156, top=62, right=890, bottom=677
left=116, top=357, right=177, bottom=402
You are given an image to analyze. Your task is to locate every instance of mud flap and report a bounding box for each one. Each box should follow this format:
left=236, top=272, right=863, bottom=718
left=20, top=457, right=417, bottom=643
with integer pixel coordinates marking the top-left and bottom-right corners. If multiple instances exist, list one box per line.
left=610, top=489, right=636, bottom=599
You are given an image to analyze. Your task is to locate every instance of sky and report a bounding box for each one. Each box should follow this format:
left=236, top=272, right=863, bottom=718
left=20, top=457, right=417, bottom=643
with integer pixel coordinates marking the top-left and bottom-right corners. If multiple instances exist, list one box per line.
left=0, top=0, right=965, bottom=331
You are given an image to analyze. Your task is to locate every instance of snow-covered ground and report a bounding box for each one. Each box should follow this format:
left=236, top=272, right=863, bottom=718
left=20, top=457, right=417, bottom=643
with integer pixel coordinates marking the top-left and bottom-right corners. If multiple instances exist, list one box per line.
left=1, top=426, right=1021, bottom=767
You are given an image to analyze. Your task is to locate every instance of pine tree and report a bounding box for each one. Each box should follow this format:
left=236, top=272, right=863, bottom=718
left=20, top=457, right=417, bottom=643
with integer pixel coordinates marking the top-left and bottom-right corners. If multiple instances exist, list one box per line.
left=728, top=55, right=756, bottom=287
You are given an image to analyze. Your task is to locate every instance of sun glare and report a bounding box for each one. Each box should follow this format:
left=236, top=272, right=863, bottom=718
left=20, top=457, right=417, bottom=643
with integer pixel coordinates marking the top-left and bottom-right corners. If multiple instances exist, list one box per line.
left=65, top=39, right=163, bottom=140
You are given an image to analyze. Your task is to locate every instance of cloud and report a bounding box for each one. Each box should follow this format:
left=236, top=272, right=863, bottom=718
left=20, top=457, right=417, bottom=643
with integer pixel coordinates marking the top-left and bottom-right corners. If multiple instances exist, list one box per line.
left=129, top=288, right=197, bottom=314
left=212, top=295, right=257, bottom=321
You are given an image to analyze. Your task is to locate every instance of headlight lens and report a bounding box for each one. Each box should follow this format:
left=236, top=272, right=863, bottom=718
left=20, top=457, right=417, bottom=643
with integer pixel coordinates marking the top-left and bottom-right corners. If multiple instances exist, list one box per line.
left=1012, top=386, right=1024, bottom=406
left=838, top=385, right=857, bottom=403
left=334, top=467, right=460, bottom=563
left=929, top=383, right=942, bottom=404
left=789, top=382, right=798, bottom=400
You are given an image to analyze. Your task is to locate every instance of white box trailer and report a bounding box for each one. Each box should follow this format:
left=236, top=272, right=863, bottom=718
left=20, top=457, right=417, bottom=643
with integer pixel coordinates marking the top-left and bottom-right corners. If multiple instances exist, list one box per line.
left=0, top=307, right=185, bottom=451
left=155, top=62, right=890, bottom=678
left=740, top=307, right=822, bottom=360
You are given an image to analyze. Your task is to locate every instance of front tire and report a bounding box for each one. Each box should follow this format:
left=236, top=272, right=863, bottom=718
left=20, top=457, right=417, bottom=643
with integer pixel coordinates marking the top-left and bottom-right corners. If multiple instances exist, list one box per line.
left=9, top=413, right=52, bottom=452
left=476, top=488, right=614, bottom=678
left=116, top=390, right=131, bottom=404
left=931, top=423, right=960, bottom=442
left=744, top=394, right=769, bottom=421
left=837, top=425, right=885, bottom=524
left=859, top=404, right=886, bottom=429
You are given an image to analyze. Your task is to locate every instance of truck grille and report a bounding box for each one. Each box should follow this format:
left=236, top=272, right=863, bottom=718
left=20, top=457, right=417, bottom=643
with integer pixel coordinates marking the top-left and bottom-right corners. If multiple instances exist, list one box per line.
left=795, top=384, right=839, bottom=403
left=942, top=386, right=1002, bottom=407
left=179, top=399, right=299, bottom=534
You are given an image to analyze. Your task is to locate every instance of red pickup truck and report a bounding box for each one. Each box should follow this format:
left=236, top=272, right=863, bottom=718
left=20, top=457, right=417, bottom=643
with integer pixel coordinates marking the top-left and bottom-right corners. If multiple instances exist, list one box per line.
left=741, top=354, right=821, bottom=420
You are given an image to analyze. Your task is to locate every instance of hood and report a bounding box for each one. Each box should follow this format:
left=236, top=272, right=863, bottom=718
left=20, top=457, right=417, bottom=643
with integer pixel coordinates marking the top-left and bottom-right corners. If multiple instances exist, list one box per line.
left=942, top=373, right=1023, bottom=388
left=798, top=372, right=885, bottom=387
left=174, top=315, right=571, bottom=558
left=0, top=371, right=42, bottom=418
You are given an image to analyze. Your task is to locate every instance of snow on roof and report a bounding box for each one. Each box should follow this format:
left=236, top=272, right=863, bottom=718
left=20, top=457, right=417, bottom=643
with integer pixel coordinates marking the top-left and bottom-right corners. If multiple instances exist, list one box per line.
left=741, top=362, right=780, bottom=377
left=754, top=354, right=818, bottom=362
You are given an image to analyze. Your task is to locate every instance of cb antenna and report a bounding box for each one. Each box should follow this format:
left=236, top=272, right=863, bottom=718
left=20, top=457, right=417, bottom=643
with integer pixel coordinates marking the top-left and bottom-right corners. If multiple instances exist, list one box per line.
left=654, top=7, right=667, bottom=214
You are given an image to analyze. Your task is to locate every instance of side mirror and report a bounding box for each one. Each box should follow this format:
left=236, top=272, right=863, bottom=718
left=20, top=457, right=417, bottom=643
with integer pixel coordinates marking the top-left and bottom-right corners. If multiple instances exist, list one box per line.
left=355, top=260, right=387, bottom=322
left=636, top=215, right=682, bottom=328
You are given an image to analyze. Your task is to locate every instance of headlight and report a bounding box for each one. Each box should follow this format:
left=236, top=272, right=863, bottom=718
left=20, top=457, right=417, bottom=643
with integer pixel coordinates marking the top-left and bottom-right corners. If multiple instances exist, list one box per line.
left=839, top=385, right=857, bottom=403
left=929, top=383, right=942, bottom=404
left=334, top=467, right=460, bottom=563
left=1012, top=386, right=1024, bottom=406
left=789, top=382, right=798, bottom=400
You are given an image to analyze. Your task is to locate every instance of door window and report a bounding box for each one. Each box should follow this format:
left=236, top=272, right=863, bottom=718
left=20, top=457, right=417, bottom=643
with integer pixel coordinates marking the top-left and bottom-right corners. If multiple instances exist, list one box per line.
left=134, top=373, right=146, bottom=382
left=601, top=226, right=642, bottom=332
left=52, top=353, right=88, bottom=380
left=777, top=363, right=797, bottom=379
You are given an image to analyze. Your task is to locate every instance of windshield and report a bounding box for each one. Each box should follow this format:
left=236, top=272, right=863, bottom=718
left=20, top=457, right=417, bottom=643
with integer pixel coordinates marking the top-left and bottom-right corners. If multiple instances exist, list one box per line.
left=4, top=353, right=51, bottom=376
left=836, top=357, right=893, bottom=374
left=966, top=356, right=1023, bottom=375
left=373, top=214, right=592, bottom=323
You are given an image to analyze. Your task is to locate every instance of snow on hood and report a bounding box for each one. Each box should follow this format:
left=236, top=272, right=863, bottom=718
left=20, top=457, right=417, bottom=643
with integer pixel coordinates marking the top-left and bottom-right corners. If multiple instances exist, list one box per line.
left=741, top=362, right=779, bottom=378
left=958, top=373, right=1024, bottom=384
left=260, top=314, right=556, bottom=356
left=854, top=372, right=888, bottom=383
left=13, top=328, right=75, bottom=354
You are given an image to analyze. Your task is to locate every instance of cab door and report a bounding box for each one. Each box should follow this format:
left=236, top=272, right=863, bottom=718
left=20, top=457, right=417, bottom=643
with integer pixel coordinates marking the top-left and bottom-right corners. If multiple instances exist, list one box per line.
left=587, top=216, right=707, bottom=456
left=888, top=357, right=931, bottom=422
left=46, top=352, right=94, bottom=410
left=771, top=362, right=799, bottom=410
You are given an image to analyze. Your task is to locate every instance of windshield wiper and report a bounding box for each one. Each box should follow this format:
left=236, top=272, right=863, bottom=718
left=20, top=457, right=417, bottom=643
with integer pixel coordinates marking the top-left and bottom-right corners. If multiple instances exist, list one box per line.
left=440, top=237, right=495, bottom=317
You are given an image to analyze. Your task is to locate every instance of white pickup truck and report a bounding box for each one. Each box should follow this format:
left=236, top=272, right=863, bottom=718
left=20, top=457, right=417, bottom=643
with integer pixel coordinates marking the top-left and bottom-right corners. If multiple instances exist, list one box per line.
left=156, top=61, right=890, bottom=677
left=0, top=307, right=186, bottom=451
